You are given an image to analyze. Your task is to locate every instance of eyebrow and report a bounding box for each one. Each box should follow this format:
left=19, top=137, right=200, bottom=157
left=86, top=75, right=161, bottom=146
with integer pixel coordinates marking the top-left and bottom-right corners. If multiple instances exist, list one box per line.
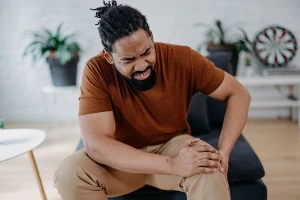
left=120, top=46, right=152, bottom=61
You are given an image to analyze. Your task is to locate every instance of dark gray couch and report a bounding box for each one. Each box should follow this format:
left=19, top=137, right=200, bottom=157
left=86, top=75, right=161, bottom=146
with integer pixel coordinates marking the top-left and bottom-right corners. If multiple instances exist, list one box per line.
left=76, top=53, right=267, bottom=200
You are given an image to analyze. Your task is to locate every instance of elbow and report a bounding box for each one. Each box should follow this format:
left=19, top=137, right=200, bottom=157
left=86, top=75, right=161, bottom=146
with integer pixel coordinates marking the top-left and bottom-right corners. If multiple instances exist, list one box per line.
left=245, top=88, right=251, bottom=104
left=241, top=87, right=251, bottom=108
left=232, top=86, right=251, bottom=106
left=84, top=142, right=103, bottom=163
left=85, top=143, right=97, bottom=159
left=83, top=137, right=110, bottom=165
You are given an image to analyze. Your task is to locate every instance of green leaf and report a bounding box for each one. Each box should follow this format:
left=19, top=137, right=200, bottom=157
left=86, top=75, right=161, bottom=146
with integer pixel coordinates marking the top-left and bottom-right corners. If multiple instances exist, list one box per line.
left=23, top=46, right=37, bottom=57
left=24, top=31, right=45, bottom=38
left=23, top=41, right=45, bottom=56
left=238, top=27, right=251, bottom=44
left=40, top=46, right=50, bottom=56
left=61, top=33, right=77, bottom=43
left=32, top=53, right=40, bottom=63
left=235, top=40, right=251, bottom=53
left=205, top=30, right=216, bottom=44
left=215, top=20, right=225, bottom=44
left=43, top=28, right=54, bottom=38
left=56, top=22, right=64, bottom=37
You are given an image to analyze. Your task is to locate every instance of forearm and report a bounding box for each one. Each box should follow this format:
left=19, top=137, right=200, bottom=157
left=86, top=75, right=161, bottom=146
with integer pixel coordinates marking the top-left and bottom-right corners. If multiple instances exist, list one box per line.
left=218, top=89, right=251, bottom=155
left=85, top=136, right=174, bottom=175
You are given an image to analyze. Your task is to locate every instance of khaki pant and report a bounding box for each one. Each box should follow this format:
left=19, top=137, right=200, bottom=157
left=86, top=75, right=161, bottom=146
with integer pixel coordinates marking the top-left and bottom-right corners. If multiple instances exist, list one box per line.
left=53, top=134, right=230, bottom=200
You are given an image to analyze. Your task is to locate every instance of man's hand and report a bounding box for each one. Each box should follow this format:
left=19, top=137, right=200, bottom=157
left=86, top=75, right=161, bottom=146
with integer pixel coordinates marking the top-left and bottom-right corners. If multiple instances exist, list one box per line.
left=170, top=138, right=222, bottom=177
left=218, top=150, right=229, bottom=181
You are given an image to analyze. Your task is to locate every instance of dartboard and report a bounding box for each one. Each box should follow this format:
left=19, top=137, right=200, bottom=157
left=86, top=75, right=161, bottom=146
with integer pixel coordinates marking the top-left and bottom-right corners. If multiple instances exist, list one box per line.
left=253, top=26, right=298, bottom=67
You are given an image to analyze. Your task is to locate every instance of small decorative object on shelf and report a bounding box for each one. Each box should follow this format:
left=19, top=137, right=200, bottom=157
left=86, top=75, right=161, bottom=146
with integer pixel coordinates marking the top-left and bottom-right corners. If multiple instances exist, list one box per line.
left=244, top=54, right=256, bottom=77
left=253, top=26, right=298, bottom=68
left=0, top=118, right=4, bottom=129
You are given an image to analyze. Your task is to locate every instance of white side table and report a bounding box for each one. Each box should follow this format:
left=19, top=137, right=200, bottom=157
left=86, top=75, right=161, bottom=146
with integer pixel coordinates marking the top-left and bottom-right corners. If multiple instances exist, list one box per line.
left=237, top=75, right=300, bottom=126
left=0, top=129, right=47, bottom=200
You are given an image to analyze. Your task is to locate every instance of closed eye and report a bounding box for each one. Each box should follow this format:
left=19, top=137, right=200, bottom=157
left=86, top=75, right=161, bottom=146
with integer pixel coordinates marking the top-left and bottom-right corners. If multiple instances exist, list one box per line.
left=124, top=60, right=134, bottom=64
left=124, top=51, right=151, bottom=64
left=141, top=47, right=152, bottom=56
left=120, top=46, right=152, bottom=64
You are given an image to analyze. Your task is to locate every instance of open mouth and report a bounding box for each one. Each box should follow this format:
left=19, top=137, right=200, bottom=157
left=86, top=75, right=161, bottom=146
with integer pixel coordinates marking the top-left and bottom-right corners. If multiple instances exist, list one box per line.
left=133, top=68, right=151, bottom=81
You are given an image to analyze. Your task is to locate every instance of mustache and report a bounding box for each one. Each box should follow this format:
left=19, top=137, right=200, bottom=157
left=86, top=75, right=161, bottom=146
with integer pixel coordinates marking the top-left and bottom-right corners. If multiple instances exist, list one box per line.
left=131, top=66, right=152, bottom=77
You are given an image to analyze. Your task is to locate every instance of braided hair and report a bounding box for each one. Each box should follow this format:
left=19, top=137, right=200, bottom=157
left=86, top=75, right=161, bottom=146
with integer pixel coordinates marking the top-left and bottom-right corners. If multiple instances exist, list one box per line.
left=91, top=1, right=151, bottom=53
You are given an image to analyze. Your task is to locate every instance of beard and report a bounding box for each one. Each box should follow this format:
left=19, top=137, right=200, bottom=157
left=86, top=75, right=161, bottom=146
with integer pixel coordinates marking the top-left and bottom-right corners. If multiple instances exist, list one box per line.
left=121, top=66, right=157, bottom=91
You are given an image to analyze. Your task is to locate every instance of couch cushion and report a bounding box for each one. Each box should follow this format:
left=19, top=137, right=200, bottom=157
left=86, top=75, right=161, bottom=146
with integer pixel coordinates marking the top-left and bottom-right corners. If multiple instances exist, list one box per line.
left=194, top=129, right=265, bottom=183
left=230, top=180, right=267, bottom=200
left=206, top=97, right=227, bottom=128
left=187, top=93, right=211, bottom=135
left=109, top=185, right=187, bottom=200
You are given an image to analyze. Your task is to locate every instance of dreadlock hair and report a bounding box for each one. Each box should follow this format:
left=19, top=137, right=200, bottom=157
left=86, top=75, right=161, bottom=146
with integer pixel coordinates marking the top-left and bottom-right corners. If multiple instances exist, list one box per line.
left=90, top=1, right=151, bottom=53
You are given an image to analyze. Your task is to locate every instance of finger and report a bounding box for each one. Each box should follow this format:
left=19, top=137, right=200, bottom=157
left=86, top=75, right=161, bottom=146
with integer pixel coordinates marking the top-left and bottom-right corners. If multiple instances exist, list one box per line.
left=198, top=159, right=221, bottom=168
left=184, top=138, right=200, bottom=147
left=191, top=145, right=218, bottom=153
left=197, top=152, right=221, bottom=161
left=197, top=167, right=218, bottom=174
left=220, top=166, right=225, bottom=172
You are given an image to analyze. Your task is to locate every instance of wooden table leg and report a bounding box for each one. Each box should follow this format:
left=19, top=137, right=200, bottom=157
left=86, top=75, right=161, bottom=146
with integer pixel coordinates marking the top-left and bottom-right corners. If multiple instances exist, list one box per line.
left=28, top=150, right=47, bottom=200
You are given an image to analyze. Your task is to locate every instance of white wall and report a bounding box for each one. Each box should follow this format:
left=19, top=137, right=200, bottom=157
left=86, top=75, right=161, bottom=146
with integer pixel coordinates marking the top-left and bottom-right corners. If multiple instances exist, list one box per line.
left=0, top=0, right=299, bottom=122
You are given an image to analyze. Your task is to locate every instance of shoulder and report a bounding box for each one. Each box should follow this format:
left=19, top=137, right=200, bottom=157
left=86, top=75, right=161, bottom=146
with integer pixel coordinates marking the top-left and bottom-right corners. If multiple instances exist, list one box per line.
left=85, top=53, right=110, bottom=72
left=155, top=42, right=199, bottom=67
left=83, top=53, right=114, bottom=80
left=155, top=42, right=191, bottom=56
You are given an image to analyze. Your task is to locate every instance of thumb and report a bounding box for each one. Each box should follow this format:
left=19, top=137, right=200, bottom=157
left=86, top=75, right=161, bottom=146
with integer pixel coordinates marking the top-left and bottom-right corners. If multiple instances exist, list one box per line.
left=184, top=138, right=200, bottom=147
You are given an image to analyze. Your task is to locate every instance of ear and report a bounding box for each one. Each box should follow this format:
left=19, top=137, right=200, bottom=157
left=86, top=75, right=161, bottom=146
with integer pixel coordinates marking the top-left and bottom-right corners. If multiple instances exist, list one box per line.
left=102, top=49, right=114, bottom=64
left=150, top=31, right=154, bottom=41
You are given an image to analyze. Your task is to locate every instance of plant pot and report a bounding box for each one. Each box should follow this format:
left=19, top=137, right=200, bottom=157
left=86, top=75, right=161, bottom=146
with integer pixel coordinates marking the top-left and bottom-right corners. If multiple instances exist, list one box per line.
left=46, top=56, right=79, bottom=86
left=207, top=44, right=239, bottom=76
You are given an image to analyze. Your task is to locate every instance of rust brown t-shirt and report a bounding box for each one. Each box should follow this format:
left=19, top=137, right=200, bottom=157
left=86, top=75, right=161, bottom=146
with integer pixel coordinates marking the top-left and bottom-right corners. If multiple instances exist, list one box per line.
left=79, top=42, right=225, bottom=149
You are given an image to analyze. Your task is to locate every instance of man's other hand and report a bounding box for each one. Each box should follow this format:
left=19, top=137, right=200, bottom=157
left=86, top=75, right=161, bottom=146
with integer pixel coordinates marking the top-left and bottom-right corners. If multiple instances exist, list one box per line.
left=170, top=138, right=222, bottom=177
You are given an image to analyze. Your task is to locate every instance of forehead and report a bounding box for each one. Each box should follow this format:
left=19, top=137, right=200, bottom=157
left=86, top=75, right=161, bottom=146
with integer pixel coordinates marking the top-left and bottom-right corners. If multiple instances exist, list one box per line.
left=113, top=29, right=152, bottom=56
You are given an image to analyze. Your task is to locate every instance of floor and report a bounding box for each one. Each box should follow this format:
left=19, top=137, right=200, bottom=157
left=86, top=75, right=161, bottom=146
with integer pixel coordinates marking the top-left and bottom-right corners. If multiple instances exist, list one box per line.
left=0, top=119, right=299, bottom=200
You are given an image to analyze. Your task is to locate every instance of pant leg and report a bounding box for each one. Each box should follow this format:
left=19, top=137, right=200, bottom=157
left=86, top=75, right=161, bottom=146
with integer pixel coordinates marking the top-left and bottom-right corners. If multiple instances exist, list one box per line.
left=53, top=149, right=146, bottom=200
left=146, top=134, right=230, bottom=200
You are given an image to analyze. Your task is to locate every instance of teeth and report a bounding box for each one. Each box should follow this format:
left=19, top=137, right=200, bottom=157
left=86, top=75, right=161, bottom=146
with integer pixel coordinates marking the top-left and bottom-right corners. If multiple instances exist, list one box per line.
left=139, top=71, right=147, bottom=76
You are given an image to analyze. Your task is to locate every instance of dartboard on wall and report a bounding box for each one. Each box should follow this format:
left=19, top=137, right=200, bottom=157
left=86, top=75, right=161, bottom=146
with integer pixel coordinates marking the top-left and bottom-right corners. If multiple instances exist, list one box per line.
left=253, top=26, right=298, bottom=68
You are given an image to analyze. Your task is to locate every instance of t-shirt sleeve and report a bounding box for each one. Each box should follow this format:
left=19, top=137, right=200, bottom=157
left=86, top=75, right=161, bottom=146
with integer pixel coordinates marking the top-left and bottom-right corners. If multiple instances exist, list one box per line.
left=78, top=61, right=112, bottom=116
left=190, top=48, right=225, bottom=95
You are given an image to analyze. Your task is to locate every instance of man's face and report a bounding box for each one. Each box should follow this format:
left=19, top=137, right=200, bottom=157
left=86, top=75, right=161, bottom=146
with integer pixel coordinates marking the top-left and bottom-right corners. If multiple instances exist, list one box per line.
left=103, top=29, right=157, bottom=91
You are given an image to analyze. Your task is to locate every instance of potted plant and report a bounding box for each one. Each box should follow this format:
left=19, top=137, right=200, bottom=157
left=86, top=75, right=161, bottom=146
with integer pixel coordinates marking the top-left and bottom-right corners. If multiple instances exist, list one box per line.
left=23, top=23, right=82, bottom=86
left=195, top=19, right=253, bottom=76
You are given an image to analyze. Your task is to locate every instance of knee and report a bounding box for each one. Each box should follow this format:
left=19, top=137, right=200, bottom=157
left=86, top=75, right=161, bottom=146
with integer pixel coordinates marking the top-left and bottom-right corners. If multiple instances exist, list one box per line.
left=186, top=171, right=228, bottom=187
left=184, top=171, right=230, bottom=199
left=54, top=150, right=83, bottom=188
left=202, top=171, right=228, bottom=186
left=53, top=149, right=104, bottom=191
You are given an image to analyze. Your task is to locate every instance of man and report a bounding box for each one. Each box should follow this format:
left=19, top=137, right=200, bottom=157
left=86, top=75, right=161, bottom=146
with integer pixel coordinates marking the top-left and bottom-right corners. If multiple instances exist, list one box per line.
left=54, top=1, right=251, bottom=200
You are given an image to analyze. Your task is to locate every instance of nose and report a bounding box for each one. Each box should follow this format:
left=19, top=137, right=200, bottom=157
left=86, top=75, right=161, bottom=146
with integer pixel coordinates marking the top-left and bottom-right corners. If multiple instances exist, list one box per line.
left=134, top=57, right=148, bottom=72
